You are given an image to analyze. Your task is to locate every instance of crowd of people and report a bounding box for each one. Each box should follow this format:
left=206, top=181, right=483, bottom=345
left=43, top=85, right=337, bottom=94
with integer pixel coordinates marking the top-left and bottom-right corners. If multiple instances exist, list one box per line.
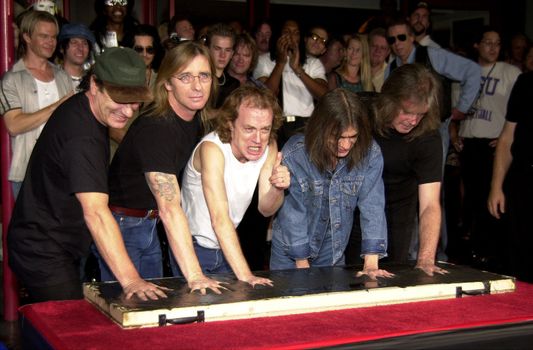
left=1, top=0, right=532, bottom=303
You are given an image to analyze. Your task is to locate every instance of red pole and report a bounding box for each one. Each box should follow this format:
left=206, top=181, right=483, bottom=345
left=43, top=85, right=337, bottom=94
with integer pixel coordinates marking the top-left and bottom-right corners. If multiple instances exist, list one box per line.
left=142, top=0, right=150, bottom=25
left=62, top=0, right=70, bottom=20
left=248, top=0, right=255, bottom=31
left=169, top=0, right=175, bottom=19
left=1, top=0, right=19, bottom=321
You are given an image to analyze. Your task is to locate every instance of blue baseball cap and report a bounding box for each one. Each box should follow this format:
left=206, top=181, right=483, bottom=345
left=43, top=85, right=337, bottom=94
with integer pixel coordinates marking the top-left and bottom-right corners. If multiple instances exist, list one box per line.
left=58, top=23, right=96, bottom=46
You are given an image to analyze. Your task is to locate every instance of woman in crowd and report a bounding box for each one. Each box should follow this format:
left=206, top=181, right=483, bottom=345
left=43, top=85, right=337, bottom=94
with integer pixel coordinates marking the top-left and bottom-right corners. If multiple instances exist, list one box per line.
left=328, top=34, right=373, bottom=93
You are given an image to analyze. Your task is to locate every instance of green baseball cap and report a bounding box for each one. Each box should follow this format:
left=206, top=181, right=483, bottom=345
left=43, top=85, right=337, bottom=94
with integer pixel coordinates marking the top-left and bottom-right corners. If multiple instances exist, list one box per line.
left=94, top=47, right=152, bottom=103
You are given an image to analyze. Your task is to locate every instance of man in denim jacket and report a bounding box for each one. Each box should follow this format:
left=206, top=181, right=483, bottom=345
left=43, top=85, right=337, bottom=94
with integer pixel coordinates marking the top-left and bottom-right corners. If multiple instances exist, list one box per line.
left=270, top=89, right=393, bottom=279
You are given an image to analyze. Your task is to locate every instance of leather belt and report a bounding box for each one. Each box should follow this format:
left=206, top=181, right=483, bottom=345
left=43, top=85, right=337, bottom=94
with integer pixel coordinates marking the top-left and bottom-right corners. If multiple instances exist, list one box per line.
left=109, top=205, right=159, bottom=219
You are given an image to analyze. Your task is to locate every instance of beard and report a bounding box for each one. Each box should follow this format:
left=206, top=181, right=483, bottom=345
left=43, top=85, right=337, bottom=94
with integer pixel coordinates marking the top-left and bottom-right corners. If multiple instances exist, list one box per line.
left=413, top=23, right=426, bottom=36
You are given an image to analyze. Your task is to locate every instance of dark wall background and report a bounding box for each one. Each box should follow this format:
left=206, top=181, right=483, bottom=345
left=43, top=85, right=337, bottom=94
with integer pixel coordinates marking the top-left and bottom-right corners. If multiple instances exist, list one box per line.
left=68, top=0, right=531, bottom=51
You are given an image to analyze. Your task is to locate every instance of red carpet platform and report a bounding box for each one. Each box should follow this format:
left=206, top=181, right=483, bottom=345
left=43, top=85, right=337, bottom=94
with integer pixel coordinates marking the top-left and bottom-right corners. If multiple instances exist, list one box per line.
left=19, top=281, right=533, bottom=349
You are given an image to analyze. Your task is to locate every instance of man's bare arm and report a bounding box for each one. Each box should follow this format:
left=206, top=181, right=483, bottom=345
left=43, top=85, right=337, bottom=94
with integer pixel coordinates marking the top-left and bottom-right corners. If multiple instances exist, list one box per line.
left=287, top=46, right=328, bottom=99
left=198, top=142, right=273, bottom=287
left=488, top=121, right=516, bottom=218
left=145, top=172, right=225, bottom=294
left=3, top=92, right=73, bottom=136
left=416, top=182, right=448, bottom=276
left=76, top=192, right=168, bottom=300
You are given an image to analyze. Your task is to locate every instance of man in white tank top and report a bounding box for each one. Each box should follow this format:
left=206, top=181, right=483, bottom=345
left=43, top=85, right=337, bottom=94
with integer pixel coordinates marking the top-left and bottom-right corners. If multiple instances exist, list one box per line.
left=181, top=86, right=290, bottom=287
left=0, top=11, right=73, bottom=197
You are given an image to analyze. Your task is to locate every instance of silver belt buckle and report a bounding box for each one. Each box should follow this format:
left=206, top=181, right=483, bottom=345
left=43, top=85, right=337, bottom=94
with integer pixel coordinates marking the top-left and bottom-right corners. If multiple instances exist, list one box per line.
left=286, top=115, right=296, bottom=122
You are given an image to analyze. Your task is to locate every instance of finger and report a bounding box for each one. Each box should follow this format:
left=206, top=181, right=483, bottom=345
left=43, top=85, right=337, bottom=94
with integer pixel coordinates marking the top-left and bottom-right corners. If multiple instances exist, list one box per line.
left=499, top=201, right=505, bottom=214
left=487, top=201, right=495, bottom=217
left=153, top=287, right=168, bottom=298
left=209, top=287, right=222, bottom=295
left=217, top=284, right=229, bottom=291
left=146, top=290, right=160, bottom=301
left=275, top=152, right=283, bottom=167
left=379, top=270, right=394, bottom=278
left=136, top=291, right=148, bottom=301
left=155, top=285, right=172, bottom=291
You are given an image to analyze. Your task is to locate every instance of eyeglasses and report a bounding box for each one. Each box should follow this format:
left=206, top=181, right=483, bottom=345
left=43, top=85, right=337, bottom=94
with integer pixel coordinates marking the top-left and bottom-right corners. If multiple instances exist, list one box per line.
left=310, top=33, right=327, bottom=45
left=133, top=46, right=155, bottom=55
left=386, top=34, right=408, bottom=45
left=172, top=72, right=212, bottom=84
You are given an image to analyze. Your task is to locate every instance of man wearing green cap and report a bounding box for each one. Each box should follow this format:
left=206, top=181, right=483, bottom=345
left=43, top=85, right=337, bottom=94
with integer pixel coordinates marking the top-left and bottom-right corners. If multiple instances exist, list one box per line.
left=7, top=47, right=167, bottom=303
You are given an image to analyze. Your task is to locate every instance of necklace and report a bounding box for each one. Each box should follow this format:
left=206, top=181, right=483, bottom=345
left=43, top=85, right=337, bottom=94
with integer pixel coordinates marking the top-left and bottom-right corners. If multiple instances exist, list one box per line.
left=218, top=72, right=226, bottom=86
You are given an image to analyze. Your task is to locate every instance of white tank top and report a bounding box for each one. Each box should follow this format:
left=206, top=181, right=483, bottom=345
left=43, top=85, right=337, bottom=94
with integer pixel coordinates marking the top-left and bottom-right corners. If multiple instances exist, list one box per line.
left=181, top=132, right=269, bottom=249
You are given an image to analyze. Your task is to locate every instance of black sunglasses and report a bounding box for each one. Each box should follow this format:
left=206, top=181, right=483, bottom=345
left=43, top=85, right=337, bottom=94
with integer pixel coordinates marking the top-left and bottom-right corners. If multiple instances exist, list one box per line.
left=387, top=34, right=408, bottom=45
left=133, top=45, right=155, bottom=54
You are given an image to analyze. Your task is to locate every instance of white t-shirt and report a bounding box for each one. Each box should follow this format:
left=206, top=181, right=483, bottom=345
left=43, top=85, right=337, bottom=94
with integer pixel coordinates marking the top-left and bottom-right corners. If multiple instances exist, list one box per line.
left=181, top=132, right=269, bottom=249
left=459, top=62, right=521, bottom=139
left=253, top=55, right=326, bottom=117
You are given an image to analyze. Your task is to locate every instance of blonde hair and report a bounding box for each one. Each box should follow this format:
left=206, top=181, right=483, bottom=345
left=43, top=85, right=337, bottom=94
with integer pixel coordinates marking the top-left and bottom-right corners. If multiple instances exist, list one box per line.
left=148, top=41, right=217, bottom=125
left=374, top=64, right=441, bottom=141
left=18, top=10, right=58, bottom=57
left=337, top=34, right=373, bottom=92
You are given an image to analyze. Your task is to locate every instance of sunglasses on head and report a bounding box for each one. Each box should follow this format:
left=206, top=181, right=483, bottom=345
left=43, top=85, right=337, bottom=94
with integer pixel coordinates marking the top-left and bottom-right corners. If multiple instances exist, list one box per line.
left=387, top=34, right=408, bottom=45
left=133, top=46, right=155, bottom=54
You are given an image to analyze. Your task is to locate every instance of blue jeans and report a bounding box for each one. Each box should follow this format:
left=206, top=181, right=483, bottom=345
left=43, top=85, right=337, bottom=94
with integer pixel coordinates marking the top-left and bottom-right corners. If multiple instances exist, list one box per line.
left=92, top=212, right=162, bottom=281
left=172, top=241, right=232, bottom=276
left=271, top=227, right=346, bottom=270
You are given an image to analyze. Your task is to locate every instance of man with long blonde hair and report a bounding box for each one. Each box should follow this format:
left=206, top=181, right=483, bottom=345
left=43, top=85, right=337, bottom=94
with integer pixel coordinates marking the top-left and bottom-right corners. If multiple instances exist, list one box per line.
left=103, top=41, right=224, bottom=295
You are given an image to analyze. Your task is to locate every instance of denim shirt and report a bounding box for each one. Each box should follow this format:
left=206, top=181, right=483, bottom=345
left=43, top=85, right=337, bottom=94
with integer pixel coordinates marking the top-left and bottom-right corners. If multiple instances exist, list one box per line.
left=272, top=134, right=387, bottom=264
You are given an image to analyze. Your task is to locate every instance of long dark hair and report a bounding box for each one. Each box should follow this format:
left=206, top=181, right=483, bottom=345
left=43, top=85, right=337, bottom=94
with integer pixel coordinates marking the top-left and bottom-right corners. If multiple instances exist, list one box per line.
left=305, top=88, right=372, bottom=172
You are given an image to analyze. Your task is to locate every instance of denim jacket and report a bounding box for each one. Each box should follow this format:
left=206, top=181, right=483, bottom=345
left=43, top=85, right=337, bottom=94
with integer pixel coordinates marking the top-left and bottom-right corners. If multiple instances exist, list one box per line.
left=272, top=134, right=387, bottom=264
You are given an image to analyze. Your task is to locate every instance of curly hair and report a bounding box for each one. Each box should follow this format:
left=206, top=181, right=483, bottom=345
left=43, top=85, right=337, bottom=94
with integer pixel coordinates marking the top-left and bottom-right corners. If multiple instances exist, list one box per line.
left=215, top=85, right=283, bottom=144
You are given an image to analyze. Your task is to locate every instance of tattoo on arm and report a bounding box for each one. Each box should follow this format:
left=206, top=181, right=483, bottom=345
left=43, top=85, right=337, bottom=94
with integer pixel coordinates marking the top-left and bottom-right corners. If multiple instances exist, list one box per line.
left=153, top=172, right=177, bottom=201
